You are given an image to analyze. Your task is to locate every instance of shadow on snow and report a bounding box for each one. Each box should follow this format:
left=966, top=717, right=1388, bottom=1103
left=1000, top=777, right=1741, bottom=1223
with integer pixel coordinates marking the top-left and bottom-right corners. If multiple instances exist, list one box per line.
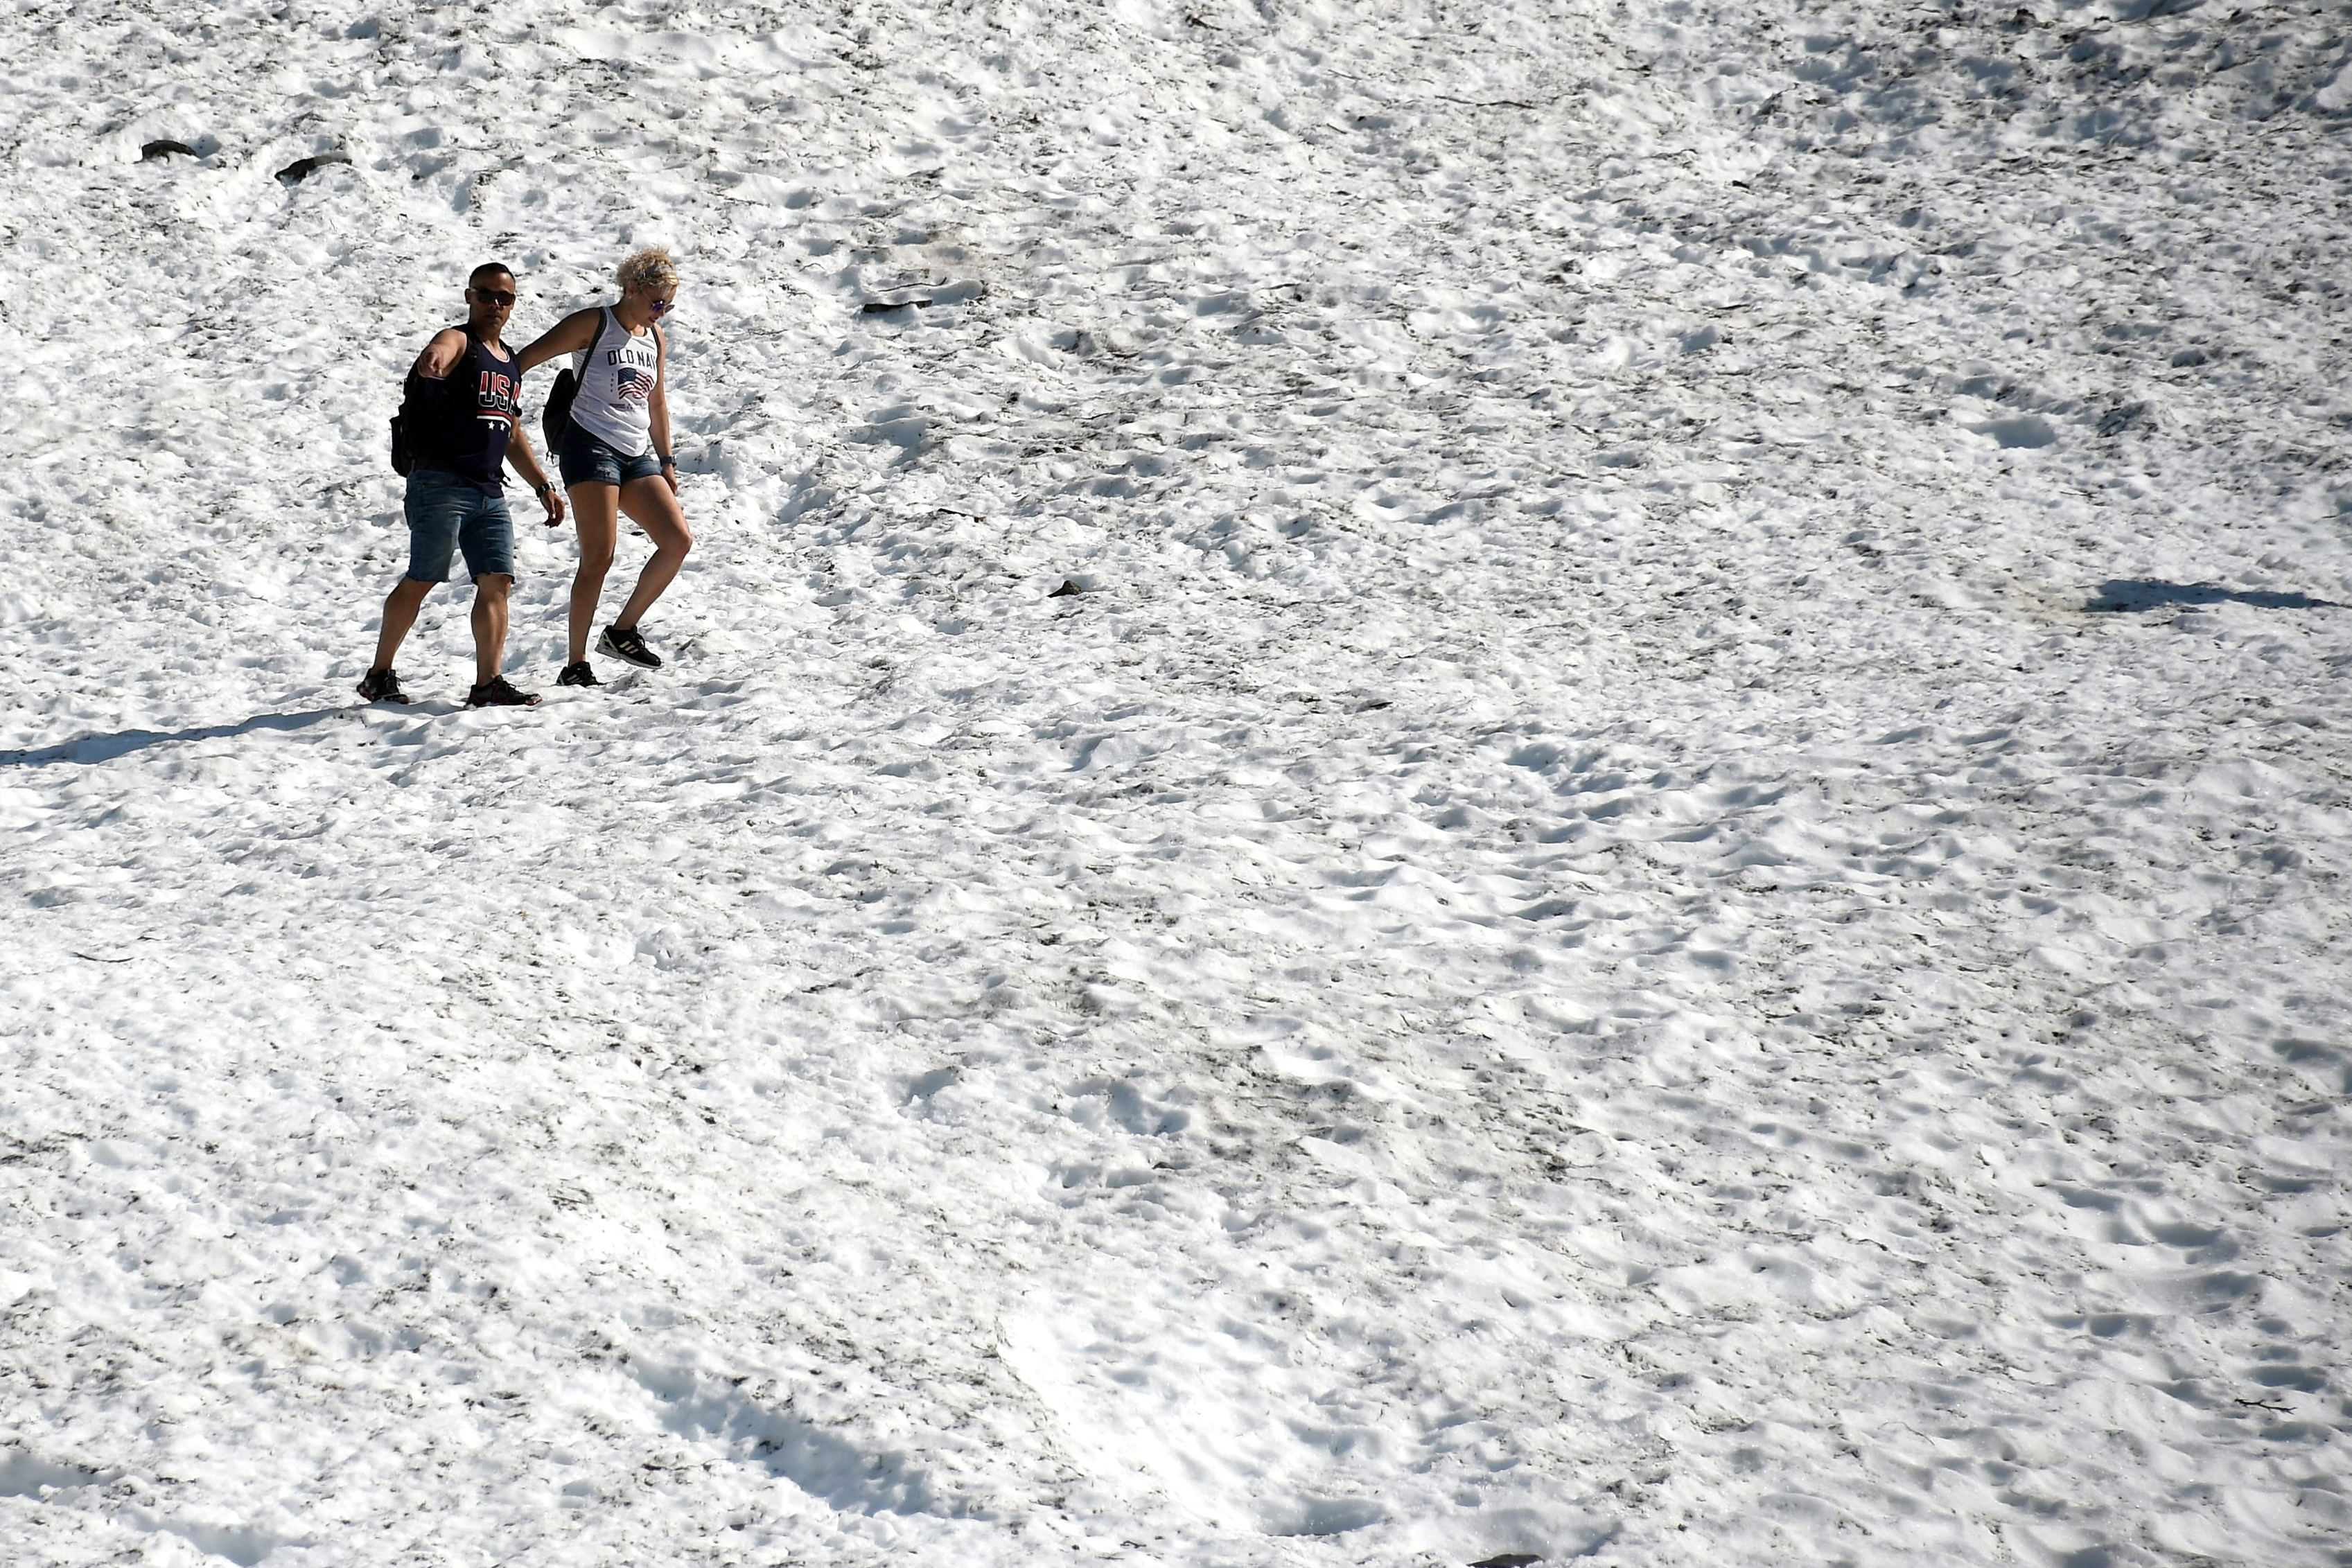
left=2, top=708, right=346, bottom=767
left=2085, top=579, right=2343, bottom=614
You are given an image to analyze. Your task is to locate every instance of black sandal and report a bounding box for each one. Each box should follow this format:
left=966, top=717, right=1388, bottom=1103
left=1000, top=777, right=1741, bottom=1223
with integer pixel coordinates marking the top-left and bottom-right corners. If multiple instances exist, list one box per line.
left=466, top=676, right=542, bottom=707
left=357, top=667, right=412, bottom=704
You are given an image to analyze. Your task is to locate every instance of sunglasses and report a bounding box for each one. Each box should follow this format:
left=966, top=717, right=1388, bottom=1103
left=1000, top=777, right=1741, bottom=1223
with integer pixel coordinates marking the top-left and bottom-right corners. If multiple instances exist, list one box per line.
left=649, top=297, right=676, bottom=316
left=469, top=288, right=516, bottom=307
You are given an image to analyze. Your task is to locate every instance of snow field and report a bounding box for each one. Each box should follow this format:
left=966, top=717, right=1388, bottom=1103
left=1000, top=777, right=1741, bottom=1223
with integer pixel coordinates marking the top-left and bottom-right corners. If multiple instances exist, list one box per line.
left=5, top=1, right=2351, bottom=1565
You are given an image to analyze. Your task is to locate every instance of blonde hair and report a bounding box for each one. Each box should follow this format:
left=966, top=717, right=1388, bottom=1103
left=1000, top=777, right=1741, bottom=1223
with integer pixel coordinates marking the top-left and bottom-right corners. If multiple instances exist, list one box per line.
left=616, top=246, right=678, bottom=295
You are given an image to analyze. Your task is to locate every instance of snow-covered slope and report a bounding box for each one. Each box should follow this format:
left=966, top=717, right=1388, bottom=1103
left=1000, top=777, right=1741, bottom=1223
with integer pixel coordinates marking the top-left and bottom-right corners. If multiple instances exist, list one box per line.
left=5, top=1, right=2349, bottom=1565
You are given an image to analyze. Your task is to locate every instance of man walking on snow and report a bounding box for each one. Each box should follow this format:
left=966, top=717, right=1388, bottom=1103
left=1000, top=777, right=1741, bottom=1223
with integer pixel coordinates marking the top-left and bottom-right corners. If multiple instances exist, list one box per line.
left=358, top=261, right=565, bottom=707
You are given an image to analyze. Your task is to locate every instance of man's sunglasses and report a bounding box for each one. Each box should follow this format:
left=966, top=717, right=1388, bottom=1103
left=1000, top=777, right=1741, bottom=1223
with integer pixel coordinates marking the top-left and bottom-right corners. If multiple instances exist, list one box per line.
left=468, top=288, right=517, bottom=307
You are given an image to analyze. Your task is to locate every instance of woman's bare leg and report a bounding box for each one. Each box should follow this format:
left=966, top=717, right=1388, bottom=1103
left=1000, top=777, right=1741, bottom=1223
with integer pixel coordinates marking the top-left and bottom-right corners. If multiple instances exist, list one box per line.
left=611, top=474, right=693, bottom=632
left=568, top=483, right=620, bottom=664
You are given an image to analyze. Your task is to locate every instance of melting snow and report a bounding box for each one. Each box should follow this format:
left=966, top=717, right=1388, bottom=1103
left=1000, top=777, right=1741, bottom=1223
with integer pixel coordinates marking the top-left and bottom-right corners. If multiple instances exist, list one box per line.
left=4, top=1, right=2349, bottom=1565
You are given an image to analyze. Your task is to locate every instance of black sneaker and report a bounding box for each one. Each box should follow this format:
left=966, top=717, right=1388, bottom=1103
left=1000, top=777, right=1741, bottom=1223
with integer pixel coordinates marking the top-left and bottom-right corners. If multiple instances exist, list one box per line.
left=357, top=667, right=411, bottom=705
left=556, top=660, right=602, bottom=687
left=466, top=676, right=542, bottom=707
left=598, top=624, right=662, bottom=669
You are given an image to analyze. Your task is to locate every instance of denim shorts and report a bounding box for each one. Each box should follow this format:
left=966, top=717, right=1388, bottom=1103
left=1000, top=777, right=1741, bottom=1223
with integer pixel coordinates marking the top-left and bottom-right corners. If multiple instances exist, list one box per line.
left=404, top=469, right=515, bottom=582
left=559, top=423, right=665, bottom=488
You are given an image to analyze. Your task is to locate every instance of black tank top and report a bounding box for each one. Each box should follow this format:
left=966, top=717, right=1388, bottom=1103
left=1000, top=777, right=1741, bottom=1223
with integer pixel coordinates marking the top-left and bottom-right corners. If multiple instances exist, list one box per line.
left=408, top=330, right=521, bottom=491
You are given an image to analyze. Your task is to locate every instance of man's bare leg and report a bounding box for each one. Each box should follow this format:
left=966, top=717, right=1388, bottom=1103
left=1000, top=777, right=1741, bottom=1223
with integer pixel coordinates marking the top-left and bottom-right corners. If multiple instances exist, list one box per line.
left=471, top=573, right=513, bottom=686
left=371, top=577, right=433, bottom=671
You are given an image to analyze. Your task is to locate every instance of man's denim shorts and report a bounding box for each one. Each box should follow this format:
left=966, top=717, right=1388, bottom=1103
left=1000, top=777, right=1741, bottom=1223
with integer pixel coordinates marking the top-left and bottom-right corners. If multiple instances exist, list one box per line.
left=559, top=424, right=665, bottom=488
left=404, top=469, right=515, bottom=583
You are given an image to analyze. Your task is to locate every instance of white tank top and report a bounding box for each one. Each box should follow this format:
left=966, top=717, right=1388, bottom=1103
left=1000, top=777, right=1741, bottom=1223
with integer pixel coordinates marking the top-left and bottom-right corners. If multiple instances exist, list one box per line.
left=569, top=307, right=660, bottom=455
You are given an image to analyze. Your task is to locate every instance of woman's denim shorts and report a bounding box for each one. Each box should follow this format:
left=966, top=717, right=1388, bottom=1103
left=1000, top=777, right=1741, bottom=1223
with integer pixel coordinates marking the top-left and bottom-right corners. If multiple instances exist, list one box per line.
left=559, top=423, right=664, bottom=488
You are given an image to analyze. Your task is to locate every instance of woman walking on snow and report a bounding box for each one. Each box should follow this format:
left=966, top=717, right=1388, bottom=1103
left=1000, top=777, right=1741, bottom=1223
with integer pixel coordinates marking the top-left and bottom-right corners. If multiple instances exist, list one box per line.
left=516, top=247, right=691, bottom=685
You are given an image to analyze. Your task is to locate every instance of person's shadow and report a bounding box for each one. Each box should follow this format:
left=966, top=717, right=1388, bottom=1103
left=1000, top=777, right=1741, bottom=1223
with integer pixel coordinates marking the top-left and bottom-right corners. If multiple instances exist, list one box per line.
left=2086, top=579, right=2343, bottom=613
left=3, top=708, right=351, bottom=767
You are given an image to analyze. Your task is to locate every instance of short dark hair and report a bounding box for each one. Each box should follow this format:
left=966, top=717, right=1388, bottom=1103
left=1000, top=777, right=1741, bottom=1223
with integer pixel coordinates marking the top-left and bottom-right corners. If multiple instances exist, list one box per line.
left=468, top=261, right=515, bottom=287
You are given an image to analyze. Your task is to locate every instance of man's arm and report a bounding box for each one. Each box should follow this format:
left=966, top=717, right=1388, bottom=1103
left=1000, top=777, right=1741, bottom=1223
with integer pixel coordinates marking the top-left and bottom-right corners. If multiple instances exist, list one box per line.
left=514, top=308, right=602, bottom=376
left=650, top=327, right=676, bottom=495
left=504, top=421, right=567, bottom=527
left=412, top=327, right=471, bottom=381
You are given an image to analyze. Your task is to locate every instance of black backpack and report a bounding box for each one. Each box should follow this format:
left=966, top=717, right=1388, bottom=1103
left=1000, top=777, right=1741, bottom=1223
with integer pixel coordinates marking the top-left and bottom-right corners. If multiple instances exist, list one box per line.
left=540, top=310, right=612, bottom=453
left=388, top=326, right=483, bottom=476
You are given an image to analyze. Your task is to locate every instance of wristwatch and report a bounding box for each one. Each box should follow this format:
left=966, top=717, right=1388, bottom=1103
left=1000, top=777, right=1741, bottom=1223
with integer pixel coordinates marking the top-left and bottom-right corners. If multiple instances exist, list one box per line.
left=532, top=480, right=555, bottom=496
left=658, top=455, right=677, bottom=470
